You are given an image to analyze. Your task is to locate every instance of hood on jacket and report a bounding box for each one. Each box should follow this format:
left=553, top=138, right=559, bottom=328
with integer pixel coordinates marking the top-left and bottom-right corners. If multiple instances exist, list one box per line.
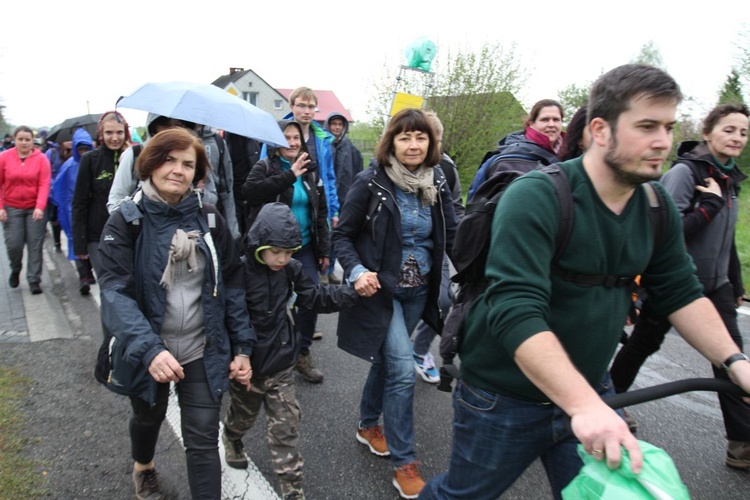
left=71, top=128, right=93, bottom=162
left=674, top=140, right=748, bottom=183
left=324, top=112, right=349, bottom=139
left=247, top=202, right=302, bottom=263
left=268, top=120, right=310, bottom=161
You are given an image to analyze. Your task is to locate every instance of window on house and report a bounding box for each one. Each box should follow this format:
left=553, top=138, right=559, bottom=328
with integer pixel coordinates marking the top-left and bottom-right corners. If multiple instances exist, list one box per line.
left=274, top=99, right=283, bottom=110
left=243, top=92, right=258, bottom=105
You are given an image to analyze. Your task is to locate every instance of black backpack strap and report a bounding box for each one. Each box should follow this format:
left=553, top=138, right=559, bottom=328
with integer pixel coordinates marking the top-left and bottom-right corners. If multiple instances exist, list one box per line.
left=642, top=181, right=668, bottom=252
left=550, top=179, right=667, bottom=288
left=538, top=165, right=574, bottom=263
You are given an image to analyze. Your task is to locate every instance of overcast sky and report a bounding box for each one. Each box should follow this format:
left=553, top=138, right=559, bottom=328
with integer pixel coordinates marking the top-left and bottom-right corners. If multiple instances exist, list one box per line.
left=2, top=0, right=748, bottom=130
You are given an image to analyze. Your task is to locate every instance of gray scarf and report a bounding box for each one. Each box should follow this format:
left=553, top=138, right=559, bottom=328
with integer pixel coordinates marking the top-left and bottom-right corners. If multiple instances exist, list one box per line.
left=385, top=155, right=437, bottom=206
left=141, top=179, right=201, bottom=289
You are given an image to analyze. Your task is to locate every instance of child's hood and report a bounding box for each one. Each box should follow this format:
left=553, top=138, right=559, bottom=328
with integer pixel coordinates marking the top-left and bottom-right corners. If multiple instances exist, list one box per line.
left=247, top=202, right=302, bottom=253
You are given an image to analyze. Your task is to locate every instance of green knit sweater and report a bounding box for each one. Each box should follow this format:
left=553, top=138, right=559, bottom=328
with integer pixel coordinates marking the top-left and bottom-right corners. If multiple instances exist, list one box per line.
left=460, top=157, right=703, bottom=402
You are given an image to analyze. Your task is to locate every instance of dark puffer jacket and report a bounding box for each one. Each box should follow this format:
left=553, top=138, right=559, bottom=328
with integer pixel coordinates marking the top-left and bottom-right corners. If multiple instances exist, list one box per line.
left=245, top=202, right=358, bottom=376
left=98, top=190, right=255, bottom=405
left=332, top=165, right=457, bottom=363
left=468, top=130, right=558, bottom=200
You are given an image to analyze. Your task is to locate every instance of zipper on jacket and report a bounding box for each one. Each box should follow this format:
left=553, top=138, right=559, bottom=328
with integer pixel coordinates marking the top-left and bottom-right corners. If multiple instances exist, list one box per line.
left=371, top=178, right=400, bottom=243
left=204, top=231, right=219, bottom=297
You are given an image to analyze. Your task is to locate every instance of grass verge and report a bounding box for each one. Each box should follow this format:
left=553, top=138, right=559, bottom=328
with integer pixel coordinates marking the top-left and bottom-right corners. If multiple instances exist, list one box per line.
left=0, top=366, right=46, bottom=499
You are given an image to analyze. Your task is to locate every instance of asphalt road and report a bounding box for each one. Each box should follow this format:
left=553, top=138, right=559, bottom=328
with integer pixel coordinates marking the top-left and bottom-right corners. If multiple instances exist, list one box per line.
left=1, top=238, right=749, bottom=499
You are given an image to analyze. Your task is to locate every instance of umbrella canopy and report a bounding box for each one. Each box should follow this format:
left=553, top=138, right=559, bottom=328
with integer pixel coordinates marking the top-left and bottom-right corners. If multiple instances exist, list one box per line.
left=116, top=82, right=288, bottom=148
left=47, top=113, right=101, bottom=143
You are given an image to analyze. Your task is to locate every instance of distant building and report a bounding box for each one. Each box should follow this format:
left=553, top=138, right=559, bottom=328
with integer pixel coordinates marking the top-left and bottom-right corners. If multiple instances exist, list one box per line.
left=212, top=68, right=354, bottom=125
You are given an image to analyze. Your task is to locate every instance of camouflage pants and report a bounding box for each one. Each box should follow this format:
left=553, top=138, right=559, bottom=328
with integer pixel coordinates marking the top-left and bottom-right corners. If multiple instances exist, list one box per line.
left=225, top=365, right=303, bottom=487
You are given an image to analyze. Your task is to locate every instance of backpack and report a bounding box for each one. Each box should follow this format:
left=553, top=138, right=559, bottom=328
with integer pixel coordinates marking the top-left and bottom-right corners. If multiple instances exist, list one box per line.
left=467, top=152, right=542, bottom=201
left=437, top=164, right=668, bottom=392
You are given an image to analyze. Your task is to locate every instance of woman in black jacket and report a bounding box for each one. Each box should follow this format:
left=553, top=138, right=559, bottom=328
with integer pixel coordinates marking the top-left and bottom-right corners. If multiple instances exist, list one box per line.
left=242, top=120, right=329, bottom=384
left=332, top=108, right=457, bottom=499
left=72, top=111, right=130, bottom=285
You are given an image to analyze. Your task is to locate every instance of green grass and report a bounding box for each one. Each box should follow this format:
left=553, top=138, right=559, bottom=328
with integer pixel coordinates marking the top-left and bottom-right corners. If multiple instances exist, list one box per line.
left=0, top=367, right=46, bottom=499
left=737, top=187, right=750, bottom=290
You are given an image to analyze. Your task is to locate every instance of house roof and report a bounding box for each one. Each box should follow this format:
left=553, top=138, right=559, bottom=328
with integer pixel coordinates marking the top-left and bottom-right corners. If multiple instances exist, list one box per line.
left=276, top=89, right=354, bottom=123
left=211, top=68, right=288, bottom=101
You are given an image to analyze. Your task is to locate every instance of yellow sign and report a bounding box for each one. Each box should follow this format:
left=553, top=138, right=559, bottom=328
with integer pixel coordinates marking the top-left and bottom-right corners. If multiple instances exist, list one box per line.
left=226, top=83, right=239, bottom=96
left=390, top=93, right=424, bottom=116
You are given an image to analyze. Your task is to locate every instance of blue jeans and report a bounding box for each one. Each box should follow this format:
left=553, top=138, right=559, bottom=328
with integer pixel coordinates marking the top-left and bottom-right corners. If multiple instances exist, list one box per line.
left=421, top=377, right=617, bottom=500
left=360, top=285, right=428, bottom=466
left=412, top=257, right=452, bottom=355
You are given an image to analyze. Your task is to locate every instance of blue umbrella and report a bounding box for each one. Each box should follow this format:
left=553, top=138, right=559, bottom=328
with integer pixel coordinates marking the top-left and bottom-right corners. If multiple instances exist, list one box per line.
left=116, top=81, right=288, bottom=148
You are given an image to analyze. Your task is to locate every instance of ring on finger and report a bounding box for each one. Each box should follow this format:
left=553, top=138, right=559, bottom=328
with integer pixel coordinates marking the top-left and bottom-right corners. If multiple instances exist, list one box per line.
left=592, top=448, right=604, bottom=455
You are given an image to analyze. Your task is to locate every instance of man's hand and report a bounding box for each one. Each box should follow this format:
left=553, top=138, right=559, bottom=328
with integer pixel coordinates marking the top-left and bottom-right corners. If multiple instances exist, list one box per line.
left=32, top=208, right=44, bottom=221
left=571, top=403, right=643, bottom=473
left=726, top=358, right=750, bottom=404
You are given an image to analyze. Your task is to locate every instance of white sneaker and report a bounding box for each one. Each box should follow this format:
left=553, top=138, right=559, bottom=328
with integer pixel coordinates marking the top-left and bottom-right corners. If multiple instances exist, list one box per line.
left=414, top=352, right=440, bottom=384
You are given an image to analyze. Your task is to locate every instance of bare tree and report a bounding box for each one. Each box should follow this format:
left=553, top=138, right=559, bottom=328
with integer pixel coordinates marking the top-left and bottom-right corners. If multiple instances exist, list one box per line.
left=426, top=42, right=530, bottom=185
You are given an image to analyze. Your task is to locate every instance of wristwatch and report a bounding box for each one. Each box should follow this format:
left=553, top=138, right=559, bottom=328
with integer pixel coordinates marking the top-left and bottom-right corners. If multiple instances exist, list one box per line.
left=721, top=353, right=749, bottom=373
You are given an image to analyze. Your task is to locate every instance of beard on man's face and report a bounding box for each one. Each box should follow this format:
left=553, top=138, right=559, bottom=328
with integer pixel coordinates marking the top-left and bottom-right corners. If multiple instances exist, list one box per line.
left=603, top=135, right=662, bottom=187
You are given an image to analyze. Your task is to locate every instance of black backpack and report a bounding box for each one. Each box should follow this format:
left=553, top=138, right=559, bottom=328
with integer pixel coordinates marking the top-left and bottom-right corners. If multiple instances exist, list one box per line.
left=437, top=164, right=668, bottom=392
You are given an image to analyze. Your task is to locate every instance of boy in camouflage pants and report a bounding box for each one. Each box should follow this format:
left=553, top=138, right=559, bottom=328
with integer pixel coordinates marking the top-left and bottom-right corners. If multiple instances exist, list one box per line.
left=223, top=203, right=358, bottom=500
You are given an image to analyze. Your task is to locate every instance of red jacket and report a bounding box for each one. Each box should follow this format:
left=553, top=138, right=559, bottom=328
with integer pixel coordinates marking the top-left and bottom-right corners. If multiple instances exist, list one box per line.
left=0, top=148, right=51, bottom=210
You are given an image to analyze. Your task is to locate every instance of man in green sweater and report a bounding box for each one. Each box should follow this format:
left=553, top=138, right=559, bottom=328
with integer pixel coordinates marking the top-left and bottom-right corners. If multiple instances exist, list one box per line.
left=420, top=64, right=750, bottom=499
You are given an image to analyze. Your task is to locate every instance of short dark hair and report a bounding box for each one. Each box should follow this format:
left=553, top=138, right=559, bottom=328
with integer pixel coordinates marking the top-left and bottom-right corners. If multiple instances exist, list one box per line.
left=702, top=102, right=750, bottom=136
left=588, top=64, right=682, bottom=130
left=526, top=99, right=564, bottom=126
left=375, top=108, right=441, bottom=168
left=136, top=128, right=210, bottom=183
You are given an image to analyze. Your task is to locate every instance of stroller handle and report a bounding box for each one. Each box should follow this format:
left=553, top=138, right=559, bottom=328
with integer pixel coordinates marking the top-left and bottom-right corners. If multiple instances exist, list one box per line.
left=602, top=378, right=748, bottom=409
left=562, top=378, right=749, bottom=431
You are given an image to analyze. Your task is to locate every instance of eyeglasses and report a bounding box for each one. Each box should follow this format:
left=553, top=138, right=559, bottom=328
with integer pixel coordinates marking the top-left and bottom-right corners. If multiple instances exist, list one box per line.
left=294, top=103, right=317, bottom=111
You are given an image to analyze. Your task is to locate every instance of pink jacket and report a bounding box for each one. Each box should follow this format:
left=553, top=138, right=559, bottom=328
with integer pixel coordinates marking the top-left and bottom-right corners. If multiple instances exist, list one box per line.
left=0, top=148, right=51, bottom=210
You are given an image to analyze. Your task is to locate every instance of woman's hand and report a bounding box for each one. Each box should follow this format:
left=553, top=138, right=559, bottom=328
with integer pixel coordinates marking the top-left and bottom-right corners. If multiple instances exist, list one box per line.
left=291, top=152, right=311, bottom=177
left=229, top=356, right=253, bottom=390
left=695, top=177, right=721, bottom=197
left=319, top=257, right=330, bottom=273
left=354, top=271, right=380, bottom=298
left=32, top=208, right=44, bottom=221
left=0, top=209, right=7, bottom=223
left=149, top=351, right=184, bottom=383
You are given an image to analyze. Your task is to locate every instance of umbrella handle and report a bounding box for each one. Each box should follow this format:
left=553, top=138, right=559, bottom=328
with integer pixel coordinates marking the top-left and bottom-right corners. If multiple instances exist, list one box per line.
left=562, top=378, right=749, bottom=432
